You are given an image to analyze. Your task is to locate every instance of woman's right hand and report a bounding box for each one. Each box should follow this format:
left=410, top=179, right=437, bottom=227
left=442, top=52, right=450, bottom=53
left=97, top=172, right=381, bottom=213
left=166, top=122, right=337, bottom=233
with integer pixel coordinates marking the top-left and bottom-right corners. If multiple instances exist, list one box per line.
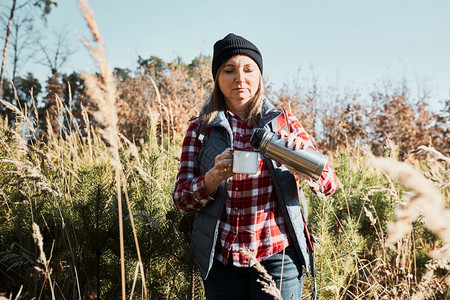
left=274, top=130, right=313, bottom=182
left=204, top=148, right=234, bottom=194
left=279, top=129, right=305, bottom=151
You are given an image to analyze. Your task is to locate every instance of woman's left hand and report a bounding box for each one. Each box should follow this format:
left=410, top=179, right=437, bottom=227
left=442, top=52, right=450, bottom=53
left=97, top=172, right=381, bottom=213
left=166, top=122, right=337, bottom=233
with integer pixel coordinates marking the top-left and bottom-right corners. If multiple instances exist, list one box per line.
left=204, top=148, right=234, bottom=194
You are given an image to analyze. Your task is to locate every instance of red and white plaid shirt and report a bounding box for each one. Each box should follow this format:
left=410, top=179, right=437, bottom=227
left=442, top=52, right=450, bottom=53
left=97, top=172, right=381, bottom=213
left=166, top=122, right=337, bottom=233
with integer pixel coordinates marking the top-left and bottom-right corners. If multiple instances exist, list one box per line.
left=173, top=110, right=337, bottom=267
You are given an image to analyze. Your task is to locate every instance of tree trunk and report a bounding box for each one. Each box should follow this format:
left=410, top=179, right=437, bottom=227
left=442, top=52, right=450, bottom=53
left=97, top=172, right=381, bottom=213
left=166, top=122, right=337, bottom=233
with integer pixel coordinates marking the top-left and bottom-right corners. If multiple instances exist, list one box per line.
left=0, top=0, right=17, bottom=98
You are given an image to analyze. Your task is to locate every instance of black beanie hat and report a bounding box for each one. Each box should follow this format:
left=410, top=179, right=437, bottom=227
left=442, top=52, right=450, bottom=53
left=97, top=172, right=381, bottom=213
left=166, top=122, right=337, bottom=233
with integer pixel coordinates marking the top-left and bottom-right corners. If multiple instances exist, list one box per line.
left=212, top=33, right=263, bottom=80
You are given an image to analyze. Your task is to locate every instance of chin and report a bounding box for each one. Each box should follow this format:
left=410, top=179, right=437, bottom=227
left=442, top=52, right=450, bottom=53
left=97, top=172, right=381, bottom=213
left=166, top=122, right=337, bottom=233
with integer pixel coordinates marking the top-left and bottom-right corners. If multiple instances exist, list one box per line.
left=235, top=93, right=252, bottom=100
left=233, top=95, right=251, bottom=101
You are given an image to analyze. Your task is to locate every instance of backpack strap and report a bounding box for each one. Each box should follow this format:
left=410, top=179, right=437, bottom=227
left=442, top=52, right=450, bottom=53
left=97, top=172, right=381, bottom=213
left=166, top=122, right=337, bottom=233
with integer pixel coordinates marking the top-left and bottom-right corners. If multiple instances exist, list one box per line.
left=272, top=107, right=317, bottom=299
left=271, top=107, right=290, bottom=135
left=197, top=120, right=212, bottom=145
left=271, top=108, right=309, bottom=221
left=195, top=120, right=213, bottom=176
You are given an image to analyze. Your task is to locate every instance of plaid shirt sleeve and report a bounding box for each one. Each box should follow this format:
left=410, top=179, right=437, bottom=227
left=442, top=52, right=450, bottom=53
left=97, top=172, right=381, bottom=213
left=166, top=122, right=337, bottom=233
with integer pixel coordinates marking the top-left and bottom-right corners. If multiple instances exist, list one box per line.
left=287, top=112, right=338, bottom=196
left=172, top=120, right=214, bottom=212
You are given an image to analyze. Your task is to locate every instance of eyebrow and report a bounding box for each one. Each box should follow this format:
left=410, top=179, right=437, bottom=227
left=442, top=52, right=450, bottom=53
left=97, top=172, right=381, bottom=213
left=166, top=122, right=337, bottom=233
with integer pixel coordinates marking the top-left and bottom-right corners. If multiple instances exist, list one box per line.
left=223, top=63, right=255, bottom=68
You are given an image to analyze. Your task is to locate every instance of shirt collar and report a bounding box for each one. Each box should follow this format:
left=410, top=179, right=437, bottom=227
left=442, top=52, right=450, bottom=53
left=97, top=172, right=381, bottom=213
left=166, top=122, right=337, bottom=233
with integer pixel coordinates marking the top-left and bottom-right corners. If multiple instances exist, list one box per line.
left=225, top=108, right=248, bottom=122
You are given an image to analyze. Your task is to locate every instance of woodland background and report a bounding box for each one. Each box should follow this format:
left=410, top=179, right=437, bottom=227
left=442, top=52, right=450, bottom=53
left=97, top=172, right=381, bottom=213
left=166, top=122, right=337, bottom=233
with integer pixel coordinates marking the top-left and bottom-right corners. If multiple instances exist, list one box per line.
left=0, top=1, right=448, bottom=299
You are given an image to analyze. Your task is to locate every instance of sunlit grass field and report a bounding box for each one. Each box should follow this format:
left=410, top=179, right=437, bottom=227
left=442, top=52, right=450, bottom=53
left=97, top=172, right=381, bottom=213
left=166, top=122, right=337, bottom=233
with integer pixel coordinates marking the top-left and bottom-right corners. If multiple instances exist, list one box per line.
left=0, top=1, right=448, bottom=299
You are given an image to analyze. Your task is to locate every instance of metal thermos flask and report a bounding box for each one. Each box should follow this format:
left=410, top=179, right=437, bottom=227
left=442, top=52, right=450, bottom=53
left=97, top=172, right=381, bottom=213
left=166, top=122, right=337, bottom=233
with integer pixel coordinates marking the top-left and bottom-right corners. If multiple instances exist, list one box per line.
left=250, top=128, right=328, bottom=180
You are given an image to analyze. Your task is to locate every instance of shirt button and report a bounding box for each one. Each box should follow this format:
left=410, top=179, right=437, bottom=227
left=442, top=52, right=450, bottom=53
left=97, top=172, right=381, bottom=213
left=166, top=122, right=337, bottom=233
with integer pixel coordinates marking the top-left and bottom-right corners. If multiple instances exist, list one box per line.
left=234, top=207, right=238, bottom=211
left=239, top=134, right=244, bottom=138
left=233, top=230, right=237, bottom=235
left=235, top=188, right=239, bottom=191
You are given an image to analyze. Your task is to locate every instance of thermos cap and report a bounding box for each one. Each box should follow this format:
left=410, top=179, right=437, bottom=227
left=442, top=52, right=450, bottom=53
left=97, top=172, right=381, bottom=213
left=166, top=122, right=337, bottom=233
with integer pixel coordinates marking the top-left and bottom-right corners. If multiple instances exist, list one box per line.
left=250, top=128, right=267, bottom=151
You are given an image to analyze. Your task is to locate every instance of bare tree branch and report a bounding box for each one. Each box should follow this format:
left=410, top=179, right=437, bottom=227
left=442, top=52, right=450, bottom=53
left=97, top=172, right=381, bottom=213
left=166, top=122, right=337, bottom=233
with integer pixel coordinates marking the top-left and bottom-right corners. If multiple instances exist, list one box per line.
left=11, top=14, right=37, bottom=81
left=0, top=0, right=17, bottom=98
left=37, top=27, right=76, bottom=75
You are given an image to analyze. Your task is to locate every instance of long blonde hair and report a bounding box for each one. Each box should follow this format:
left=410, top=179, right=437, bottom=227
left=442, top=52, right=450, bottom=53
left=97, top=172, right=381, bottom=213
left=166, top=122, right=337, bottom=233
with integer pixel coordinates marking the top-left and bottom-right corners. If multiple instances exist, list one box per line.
left=199, top=63, right=265, bottom=126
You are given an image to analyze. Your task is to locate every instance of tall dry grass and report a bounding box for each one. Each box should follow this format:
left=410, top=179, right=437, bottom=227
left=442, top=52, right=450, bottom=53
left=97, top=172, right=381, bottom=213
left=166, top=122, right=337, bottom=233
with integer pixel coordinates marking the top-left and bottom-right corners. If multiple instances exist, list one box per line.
left=372, top=147, right=450, bottom=299
left=300, top=140, right=449, bottom=299
left=1, top=89, right=448, bottom=299
left=0, top=1, right=448, bottom=299
left=77, top=0, right=147, bottom=298
left=0, top=76, right=190, bottom=299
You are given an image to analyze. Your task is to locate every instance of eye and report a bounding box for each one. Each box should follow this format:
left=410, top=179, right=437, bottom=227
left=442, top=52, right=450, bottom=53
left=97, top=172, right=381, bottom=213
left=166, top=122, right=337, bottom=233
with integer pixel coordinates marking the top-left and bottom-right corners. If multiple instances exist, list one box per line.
left=223, top=65, right=236, bottom=74
left=244, top=64, right=256, bottom=73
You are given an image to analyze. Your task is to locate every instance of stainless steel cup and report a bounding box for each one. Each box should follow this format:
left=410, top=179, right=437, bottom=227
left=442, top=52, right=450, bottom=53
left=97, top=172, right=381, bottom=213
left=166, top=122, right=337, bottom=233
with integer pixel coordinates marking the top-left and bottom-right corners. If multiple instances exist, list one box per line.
left=232, top=150, right=259, bottom=174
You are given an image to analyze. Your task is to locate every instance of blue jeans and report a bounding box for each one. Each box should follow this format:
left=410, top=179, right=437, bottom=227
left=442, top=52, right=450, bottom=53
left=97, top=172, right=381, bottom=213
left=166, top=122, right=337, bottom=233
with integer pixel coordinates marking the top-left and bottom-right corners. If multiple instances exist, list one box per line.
left=203, top=246, right=303, bottom=300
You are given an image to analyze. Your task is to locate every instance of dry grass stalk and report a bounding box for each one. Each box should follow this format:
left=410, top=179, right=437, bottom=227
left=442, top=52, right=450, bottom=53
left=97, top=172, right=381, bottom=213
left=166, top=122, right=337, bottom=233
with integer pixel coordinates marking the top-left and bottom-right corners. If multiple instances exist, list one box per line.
left=30, top=93, right=39, bottom=127
left=411, top=145, right=450, bottom=163
left=370, top=157, right=450, bottom=260
left=149, top=76, right=171, bottom=152
left=77, top=1, right=148, bottom=298
left=77, top=0, right=125, bottom=295
left=80, top=104, right=94, bottom=161
left=118, top=132, right=140, bottom=165
left=3, top=126, right=28, bottom=157
left=363, top=206, right=376, bottom=226
left=32, top=222, right=55, bottom=300
left=409, top=145, right=450, bottom=194
left=411, top=258, right=449, bottom=300
left=239, top=248, right=282, bottom=300
left=0, top=99, right=35, bottom=135
left=14, top=285, right=23, bottom=300
left=78, top=0, right=119, bottom=159
left=129, top=261, right=142, bottom=300
left=1, top=158, right=60, bottom=196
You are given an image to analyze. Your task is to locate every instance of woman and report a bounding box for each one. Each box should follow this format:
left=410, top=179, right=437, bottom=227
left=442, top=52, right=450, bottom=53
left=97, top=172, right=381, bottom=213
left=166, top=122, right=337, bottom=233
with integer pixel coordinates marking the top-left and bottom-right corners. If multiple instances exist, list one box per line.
left=173, top=33, right=337, bottom=300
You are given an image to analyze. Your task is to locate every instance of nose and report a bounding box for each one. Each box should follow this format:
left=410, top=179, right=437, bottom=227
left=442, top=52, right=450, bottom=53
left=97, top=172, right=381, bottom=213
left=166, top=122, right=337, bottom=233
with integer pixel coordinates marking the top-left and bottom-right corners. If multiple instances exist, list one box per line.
left=236, top=69, right=246, bottom=83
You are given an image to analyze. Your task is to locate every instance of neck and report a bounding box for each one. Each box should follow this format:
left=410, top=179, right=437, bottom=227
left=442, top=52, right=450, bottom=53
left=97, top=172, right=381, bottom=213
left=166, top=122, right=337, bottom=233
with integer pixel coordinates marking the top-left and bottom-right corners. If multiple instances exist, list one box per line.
left=231, top=107, right=248, bottom=119
left=225, top=100, right=250, bottom=120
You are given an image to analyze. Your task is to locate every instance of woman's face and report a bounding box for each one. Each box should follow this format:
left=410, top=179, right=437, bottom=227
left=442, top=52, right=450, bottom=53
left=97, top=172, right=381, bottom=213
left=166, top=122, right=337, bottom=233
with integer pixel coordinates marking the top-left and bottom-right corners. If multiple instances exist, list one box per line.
left=217, top=55, right=261, bottom=110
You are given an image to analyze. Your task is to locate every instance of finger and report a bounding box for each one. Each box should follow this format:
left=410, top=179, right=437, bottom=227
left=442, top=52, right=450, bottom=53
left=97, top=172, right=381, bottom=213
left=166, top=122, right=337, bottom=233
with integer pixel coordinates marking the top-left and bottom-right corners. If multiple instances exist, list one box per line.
left=215, top=150, right=232, bottom=165
left=293, top=138, right=303, bottom=151
left=222, top=161, right=229, bottom=173
left=285, top=133, right=295, bottom=148
left=221, top=149, right=234, bottom=160
left=223, top=158, right=233, bottom=168
left=279, top=129, right=289, bottom=138
left=293, top=138, right=300, bottom=151
left=224, top=148, right=233, bottom=155
left=223, top=160, right=234, bottom=175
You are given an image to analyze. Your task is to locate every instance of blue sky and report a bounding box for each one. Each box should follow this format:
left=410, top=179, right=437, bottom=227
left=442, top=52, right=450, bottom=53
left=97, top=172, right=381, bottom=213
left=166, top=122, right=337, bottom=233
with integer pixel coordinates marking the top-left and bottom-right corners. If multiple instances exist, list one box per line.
left=22, top=0, right=450, bottom=111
